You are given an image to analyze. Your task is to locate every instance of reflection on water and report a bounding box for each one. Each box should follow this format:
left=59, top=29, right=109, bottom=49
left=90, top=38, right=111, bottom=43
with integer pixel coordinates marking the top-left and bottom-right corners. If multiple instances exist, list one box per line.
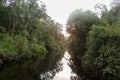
left=0, top=52, right=62, bottom=80
left=40, top=51, right=81, bottom=80
left=0, top=51, right=81, bottom=80
left=53, top=51, right=77, bottom=80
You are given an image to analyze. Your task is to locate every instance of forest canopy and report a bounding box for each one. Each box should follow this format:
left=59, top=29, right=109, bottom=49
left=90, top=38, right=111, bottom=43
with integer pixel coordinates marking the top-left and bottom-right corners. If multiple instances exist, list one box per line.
left=0, top=0, right=65, bottom=64
left=67, top=0, right=120, bottom=79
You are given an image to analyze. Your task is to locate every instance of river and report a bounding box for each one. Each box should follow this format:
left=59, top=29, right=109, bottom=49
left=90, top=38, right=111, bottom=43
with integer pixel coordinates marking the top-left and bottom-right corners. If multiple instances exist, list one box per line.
left=0, top=51, right=81, bottom=80
left=40, top=51, right=80, bottom=80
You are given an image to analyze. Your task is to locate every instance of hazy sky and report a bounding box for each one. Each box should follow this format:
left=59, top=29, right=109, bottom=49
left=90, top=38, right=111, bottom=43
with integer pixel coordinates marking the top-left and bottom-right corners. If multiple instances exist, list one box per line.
left=42, top=0, right=112, bottom=35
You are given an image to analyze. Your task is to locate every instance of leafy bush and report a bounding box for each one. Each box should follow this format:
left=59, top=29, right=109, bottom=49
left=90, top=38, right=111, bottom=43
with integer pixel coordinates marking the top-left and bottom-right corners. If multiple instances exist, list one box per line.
left=83, top=25, right=120, bottom=79
left=0, top=34, right=16, bottom=59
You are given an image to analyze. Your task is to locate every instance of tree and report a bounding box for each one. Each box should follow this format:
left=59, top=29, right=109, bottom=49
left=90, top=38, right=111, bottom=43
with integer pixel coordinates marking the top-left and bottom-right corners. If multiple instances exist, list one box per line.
left=94, top=3, right=107, bottom=17
left=67, top=2, right=120, bottom=80
left=83, top=25, right=120, bottom=80
left=67, top=9, right=100, bottom=66
left=111, top=0, right=120, bottom=6
left=0, top=0, right=65, bottom=64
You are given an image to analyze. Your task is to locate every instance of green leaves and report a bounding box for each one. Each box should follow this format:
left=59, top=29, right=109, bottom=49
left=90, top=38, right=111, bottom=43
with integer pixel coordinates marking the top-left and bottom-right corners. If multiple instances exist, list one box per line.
left=0, top=34, right=16, bottom=59
left=67, top=4, right=120, bottom=79
left=0, top=0, right=65, bottom=65
left=83, top=25, right=120, bottom=79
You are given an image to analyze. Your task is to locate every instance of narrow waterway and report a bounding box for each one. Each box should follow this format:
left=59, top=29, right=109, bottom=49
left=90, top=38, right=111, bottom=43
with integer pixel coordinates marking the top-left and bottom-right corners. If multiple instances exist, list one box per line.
left=40, top=51, right=80, bottom=80
left=53, top=51, right=78, bottom=80
left=0, top=51, right=81, bottom=80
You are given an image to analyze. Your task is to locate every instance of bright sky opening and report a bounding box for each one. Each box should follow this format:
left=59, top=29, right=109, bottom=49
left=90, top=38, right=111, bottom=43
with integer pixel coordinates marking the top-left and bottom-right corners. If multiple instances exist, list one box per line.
left=42, top=0, right=112, bottom=37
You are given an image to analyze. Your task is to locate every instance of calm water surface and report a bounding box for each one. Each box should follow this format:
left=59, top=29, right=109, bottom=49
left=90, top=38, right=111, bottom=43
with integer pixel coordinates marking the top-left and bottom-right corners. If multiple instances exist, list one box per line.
left=40, top=51, right=81, bottom=80
left=0, top=51, right=81, bottom=80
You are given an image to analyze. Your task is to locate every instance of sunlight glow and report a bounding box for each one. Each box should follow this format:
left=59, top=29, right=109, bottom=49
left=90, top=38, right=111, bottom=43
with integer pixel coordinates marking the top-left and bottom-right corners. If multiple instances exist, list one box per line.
left=42, top=0, right=112, bottom=36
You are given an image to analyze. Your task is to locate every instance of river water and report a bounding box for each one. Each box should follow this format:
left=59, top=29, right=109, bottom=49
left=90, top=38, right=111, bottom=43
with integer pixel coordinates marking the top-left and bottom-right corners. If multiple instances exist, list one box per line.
left=40, top=51, right=80, bottom=80
left=0, top=51, right=81, bottom=80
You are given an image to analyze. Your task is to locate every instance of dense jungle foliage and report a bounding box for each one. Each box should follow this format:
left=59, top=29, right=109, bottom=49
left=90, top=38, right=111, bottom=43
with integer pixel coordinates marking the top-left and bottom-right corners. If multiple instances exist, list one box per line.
left=0, top=0, right=65, bottom=65
left=67, top=0, right=120, bottom=80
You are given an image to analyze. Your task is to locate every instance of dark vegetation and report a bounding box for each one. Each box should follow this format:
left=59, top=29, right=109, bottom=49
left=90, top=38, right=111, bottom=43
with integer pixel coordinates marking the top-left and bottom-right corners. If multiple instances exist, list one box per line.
left=0, top=0, right=65, bottom=65
left=0, top=0, right=120, bottom=80
left=67, top=0, right=120, bottom=80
